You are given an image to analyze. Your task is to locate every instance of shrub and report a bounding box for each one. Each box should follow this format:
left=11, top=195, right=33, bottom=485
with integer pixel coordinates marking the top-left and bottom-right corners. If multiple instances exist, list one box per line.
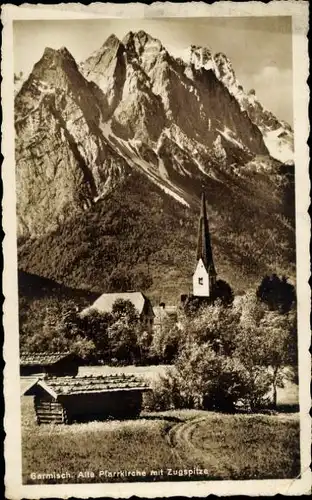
left=143, top=371, right=184, bottom=412
left=150, top=322, right=184, bottom=364
left=149, top=343, right=250, bottom=412
left=150, top=291, right=298, bottom=413
left=256, top=274, right=296, bottom=314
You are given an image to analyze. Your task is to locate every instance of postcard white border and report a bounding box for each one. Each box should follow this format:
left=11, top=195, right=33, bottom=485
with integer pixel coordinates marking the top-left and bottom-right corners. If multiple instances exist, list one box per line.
left=2, top=2, right=310, bottom=498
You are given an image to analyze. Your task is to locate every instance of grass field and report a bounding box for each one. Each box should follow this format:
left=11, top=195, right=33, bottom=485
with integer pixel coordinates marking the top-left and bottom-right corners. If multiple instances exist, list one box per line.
left=21, top=394, right=300, bottom=484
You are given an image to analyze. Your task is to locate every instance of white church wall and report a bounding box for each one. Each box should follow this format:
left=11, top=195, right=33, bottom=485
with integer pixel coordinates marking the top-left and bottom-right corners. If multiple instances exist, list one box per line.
left=193, top=258, right=210, bottom=296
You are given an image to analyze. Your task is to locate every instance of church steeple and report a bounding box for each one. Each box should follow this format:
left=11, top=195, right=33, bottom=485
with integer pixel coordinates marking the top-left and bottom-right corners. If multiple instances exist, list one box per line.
left=193, top=192, right=216, bottom=297
left=196, top=192, right=216, bottom=274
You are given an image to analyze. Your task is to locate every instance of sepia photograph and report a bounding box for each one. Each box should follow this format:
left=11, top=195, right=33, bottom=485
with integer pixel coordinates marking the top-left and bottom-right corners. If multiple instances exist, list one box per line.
left=2, top=2, right=310, bottom=498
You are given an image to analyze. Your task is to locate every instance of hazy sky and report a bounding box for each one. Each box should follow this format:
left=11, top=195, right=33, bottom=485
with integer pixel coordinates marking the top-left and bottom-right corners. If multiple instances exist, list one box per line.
left=14, top=17, right=293, bottom=125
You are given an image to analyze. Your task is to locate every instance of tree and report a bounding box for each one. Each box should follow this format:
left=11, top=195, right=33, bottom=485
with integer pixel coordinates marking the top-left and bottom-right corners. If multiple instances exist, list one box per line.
left=257, top=308, right=297, bottom=407
left=111, top=298, right=140, bottom=324
left=105, top=299, right=142, bottom=364
left=79, top=309, right=112, bottom=361
left=211, top=279, right=234, bottom=306
left=233, top=324, right=275, bottom=411
left=182, top=295, right=210, bottom=317
left=151, top=320, right=183, bottom=364
left=234, top=293, right=297, bottom=408
left=155, top=341, right=249, bottom=412
left=23, top=300, right=97, bottom=361
left=107, top=319, right=139, bottom=364
left=183, top=301, right=240, bottom=356
left=151, top=287, right=299, bottom=412
left=257, top=274, right=296, bottom=314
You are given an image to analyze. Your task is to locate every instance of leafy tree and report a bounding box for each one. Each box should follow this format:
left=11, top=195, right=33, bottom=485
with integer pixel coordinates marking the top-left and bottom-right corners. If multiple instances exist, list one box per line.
left=257, top=308, right=297, bottom=407
left=111, top=299, right=140, bottom=324
left=182, top=295, right=210, bottom=317
left=107, top=319, right=139, bottom=364
left=151, top=320, right=183, bottom=364
left=234, top=294, right=297, bottom=408
left=154, top=342, right=249, bottom=412
left=21, top=300, right=97, bottom=360
left=257, top=274, right=296, bottom=314
left=185, top=302, right=239, bottom=356
left=79, top=309, right=112, bottom=361
left=211, top=279, right=234, bottom=306
left=153, top=291, right=298, bottom=412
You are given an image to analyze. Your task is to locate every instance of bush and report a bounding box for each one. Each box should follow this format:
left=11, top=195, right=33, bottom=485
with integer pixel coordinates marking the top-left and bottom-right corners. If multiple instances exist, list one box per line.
left=148, top=343, right=251, bottom=412
left=150, top=290, right=298, bottom=413
left=150, top=322, right=183, bottom=364
left=257, top=274, right=296, bottom=314
left=143, top=372, right=184, bottom=412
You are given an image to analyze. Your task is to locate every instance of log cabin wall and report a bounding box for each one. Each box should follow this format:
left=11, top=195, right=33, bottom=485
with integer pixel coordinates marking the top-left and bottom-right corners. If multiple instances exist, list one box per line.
left=60, top=390, right=143, bottom=422
left=34, top=394, right=69, bottom=425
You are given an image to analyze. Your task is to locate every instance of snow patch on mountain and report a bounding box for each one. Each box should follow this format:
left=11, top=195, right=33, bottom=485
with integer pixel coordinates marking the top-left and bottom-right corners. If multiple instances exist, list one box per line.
left=262, top=128, right=294, bottom=163
left=158, top=158, right=169, bottom=180
left=217, top=127, right=246, bottom=151
left=100, top=123, right=190, bottom=208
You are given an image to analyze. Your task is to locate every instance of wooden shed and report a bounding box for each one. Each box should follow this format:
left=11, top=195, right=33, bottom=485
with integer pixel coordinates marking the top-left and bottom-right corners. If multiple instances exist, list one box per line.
left=20, top=352, right=80, bottom=377
left=22, top=374, right=150, bottom=424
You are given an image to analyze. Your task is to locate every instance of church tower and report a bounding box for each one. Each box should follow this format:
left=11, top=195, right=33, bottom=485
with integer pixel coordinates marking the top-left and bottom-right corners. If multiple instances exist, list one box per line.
left=192, top=192, right=217, bottom=297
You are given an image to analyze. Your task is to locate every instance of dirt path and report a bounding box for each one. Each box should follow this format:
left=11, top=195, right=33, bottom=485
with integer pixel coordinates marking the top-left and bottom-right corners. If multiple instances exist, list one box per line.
left=165, top=416, right=229, bottom=475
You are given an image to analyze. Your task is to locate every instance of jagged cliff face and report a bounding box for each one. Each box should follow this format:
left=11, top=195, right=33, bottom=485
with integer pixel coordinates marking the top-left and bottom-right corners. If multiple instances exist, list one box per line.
left=15, top=47, right=131, bottom=236
left=185, top=46, right=294, bottom=163
left=15, top=30, right=293, bottom=244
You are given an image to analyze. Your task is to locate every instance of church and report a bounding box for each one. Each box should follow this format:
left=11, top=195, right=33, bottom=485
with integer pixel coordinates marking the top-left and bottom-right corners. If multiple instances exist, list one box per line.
left=82, top=191, right=216, bottom=330
left=158, top=192, right=217, bottom=330
left=192, top=191, right=217, bottom=298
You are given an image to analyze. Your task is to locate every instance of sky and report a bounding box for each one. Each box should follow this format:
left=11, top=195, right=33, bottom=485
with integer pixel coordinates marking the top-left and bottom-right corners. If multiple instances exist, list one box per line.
left=13, top=17, right=293, bottom=125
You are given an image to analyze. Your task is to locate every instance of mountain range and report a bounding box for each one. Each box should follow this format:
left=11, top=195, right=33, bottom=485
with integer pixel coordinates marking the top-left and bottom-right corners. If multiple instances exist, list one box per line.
left=15, top=30, right=295, bottom=305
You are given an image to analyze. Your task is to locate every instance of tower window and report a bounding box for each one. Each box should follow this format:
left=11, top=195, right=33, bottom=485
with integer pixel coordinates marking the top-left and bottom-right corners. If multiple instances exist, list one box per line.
left=198, top=277, right=203, bottom=285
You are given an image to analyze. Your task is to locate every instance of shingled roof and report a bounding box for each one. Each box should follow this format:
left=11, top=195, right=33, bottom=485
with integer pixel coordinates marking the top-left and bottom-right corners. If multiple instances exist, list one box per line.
left=20, top=352, right=76, bottom=366
left=22, top=374, right=150, bottom=398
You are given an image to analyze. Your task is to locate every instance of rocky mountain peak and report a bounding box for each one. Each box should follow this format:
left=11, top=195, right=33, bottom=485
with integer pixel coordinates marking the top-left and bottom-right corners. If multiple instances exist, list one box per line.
left=213, top=52, right=236, bottom=88
left=122, top=30, right=163, bottom=63
left=188, top=45, right=214, bottom=71
left=39, top=46, right=76, bottom=69
left=123, top=30, right=155, bottom=46
left=182, top=44, right=293, bottom=162
left=15, top=29, right=295, bottom=241
left=103, top=33, right=121, bottom=48
left=27, top=46, right=81, bottom=91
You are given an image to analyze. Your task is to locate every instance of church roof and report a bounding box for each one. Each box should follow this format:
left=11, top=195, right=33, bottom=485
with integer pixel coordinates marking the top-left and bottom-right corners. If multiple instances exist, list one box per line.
left=196, top=192, right=216, bottom=274
left=81, top=292, right=153, bottom=317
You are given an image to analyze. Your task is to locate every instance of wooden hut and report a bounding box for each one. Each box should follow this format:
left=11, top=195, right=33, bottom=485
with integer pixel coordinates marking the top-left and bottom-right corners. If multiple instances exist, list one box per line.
left=20, top=352, right=80, bottom=377
left=22, top=374, right=150, bottom=424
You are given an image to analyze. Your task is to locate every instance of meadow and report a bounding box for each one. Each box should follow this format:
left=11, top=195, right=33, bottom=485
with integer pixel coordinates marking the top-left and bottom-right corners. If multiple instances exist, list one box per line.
left=21, top=391, right=300, bottom=484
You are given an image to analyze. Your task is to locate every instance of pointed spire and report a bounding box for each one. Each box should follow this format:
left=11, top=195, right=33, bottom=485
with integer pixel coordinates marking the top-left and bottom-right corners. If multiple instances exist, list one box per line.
left=196, top=192, right=216, bottom=274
